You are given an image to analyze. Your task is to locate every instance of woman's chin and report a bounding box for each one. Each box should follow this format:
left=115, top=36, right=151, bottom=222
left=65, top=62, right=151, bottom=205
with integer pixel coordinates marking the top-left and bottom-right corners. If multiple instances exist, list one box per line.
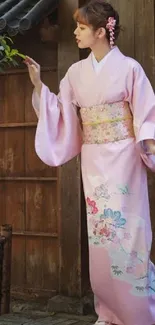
left=77, top=43, right=87, bottom=49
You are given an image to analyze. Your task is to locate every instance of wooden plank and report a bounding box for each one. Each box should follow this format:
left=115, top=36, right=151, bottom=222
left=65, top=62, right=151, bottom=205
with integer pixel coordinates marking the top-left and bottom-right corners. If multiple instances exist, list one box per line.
left=109, top=0, right=135, bottom=57
left=0, top=182, right=6, bottom=225
left=11, top=237, right=26, bottom=288
left=0, top=123, right=37, bottom=128
left=0, top=177, right=57, bottom=181
left=134, top=0, right=155, bottom=86
left=4, top=128, right=25, bottom=176
left=13, top=231, right=58, bottom=238
left=11, top=286, right=56, bottom=299
left=5, top=182, right=25, bottom=232
left=43, top=239, right=59, bottom=291
left=25, top=237, right=43, bottom=289
left=0, top=129, right=6, bottom=177
left=24, top=74, right=37, bottom=123
left=58, top=0, right=82, bottom=296
left=0, top=75, right=6, bottom=124
left=4, top=74, right=25, bottom=123
left=25, top=182, right=58, bottom=234
left=0, top=25, right=59, bottom=298
left=0, top=67, right=56, bottom=76
left=58, top=1, right=80, bottom=80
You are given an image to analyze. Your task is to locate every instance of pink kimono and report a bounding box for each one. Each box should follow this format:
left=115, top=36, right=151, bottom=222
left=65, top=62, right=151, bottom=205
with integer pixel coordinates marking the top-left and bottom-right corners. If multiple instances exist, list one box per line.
left=32, top=47, right=155, bottom=325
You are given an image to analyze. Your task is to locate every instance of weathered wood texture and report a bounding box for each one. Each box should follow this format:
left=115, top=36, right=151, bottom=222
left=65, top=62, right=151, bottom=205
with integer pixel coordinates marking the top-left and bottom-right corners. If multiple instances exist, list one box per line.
left=0, top=24, right=59, bottom=298
left=0, top=225, right=12, bottom=314
left=58, top=0, right=85, bottom=297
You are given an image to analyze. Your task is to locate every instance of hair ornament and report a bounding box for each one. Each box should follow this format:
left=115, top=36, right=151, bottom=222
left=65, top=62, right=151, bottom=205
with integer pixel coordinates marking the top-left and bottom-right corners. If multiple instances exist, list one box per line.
left=106, top=17, right=116, bottom=48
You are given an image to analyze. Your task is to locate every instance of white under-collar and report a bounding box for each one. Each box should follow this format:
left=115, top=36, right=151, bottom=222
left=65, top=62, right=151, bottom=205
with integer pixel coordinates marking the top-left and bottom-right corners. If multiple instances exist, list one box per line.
left=91, top=47, right=116, bottom=74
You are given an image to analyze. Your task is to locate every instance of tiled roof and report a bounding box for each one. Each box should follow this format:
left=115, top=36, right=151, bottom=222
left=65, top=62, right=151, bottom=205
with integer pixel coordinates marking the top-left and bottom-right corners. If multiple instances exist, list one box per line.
left=0, top=0, right=59, bottom=36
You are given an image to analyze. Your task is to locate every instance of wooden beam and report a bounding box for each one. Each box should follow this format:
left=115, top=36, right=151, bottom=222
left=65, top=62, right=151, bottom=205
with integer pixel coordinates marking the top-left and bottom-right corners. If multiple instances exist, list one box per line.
left=0, top=67, right=56, bottom=76
left=0, top=123, right=37, bottom=128
left=0, top=177, right=57, bottom=181
left=13, top=231, right=58, bottom=238
left=58, top=0, right=82, bottom=297
left=134, top=0, right=155, bottom=86
left=108, top=0, right=135, bottom=57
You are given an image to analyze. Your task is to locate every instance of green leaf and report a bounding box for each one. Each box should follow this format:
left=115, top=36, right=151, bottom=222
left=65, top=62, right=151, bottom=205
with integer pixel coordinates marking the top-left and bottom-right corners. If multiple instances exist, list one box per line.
left=16, top=52, right=26, bottom=59
left=6, top=45, right=10, bottom=52
left=5, top=50, right=10, bottom=57
left=1, top=39, right=6, bottom=45
left=0, top=34, right=26, bottom=70
left=10, top=49, right=19, bottom=56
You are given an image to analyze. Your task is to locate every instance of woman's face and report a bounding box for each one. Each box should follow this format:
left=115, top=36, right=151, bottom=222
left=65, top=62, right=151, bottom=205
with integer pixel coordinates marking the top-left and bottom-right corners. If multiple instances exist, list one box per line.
left=74, top=22, right=101, bottom=49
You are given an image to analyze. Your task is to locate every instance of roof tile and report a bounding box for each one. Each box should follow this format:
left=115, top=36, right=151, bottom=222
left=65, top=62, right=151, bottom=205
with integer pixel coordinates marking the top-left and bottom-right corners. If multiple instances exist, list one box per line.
left=0, top=0, right=59, bottom=35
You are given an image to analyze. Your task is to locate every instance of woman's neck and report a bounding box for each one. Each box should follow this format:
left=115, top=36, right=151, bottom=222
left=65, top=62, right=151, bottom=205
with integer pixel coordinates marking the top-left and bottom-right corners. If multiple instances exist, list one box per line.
left=91, top=41, right=111, bottom=62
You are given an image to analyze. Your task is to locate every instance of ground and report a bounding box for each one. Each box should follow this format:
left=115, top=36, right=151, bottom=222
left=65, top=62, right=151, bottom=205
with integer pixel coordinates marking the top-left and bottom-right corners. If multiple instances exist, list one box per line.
left=0, top=312, right=96, bottom=325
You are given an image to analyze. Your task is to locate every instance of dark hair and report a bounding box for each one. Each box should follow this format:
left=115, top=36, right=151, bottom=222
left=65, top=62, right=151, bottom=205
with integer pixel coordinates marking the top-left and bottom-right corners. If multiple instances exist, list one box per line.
left=74, top=0, right=120, bottom=42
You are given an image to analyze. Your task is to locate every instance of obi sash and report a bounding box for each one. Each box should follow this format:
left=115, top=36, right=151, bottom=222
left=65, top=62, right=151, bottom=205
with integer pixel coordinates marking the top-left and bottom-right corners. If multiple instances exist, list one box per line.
left=80, top=101, right=135, bottom=144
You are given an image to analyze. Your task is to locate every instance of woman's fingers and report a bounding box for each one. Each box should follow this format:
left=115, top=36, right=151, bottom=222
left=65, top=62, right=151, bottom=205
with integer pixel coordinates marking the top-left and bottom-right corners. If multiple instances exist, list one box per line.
left=29, top=64, right=38, bottom=72
left=24, top=57, right=41, bottom=86
left=24, top=56, right=39, bottom=68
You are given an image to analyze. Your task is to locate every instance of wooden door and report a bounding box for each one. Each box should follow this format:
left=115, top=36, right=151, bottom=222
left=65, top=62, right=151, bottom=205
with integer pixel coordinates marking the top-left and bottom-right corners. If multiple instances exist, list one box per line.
left=0, top=28, right=60, bottom=298
left=0, top=1, right=89, bottom=299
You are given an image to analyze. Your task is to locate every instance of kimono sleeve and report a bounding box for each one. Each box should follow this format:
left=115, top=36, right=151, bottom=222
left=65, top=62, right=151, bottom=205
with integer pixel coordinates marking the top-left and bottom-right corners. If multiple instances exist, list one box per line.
left=32, top=69, right=82, bottom=167
left=130, top=62, right=155, bottom=172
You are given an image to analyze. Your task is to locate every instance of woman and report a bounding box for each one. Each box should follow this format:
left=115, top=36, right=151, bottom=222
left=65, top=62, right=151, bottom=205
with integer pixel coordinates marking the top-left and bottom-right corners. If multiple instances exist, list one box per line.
left=25, top=1, right=155, bottom=324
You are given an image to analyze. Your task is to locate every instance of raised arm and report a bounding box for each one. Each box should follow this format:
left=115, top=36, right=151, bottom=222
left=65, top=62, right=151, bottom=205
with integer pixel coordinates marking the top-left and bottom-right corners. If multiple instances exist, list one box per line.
left=25, top=57, right=82, bottom=166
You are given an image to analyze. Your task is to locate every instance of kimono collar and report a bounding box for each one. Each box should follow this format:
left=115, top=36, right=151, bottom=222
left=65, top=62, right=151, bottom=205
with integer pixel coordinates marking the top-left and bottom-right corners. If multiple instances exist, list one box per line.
left=91, top=46, right=117, bottom=73
left=90, top=46, right=124, bottom=64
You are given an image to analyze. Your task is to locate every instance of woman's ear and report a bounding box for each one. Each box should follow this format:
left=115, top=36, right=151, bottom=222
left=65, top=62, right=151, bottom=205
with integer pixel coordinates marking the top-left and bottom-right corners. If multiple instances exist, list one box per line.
left=97, top=27, right=106, bottom=39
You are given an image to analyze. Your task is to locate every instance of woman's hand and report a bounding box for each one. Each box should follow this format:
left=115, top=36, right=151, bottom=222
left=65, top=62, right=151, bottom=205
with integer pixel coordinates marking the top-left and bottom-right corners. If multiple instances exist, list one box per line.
left=24, top=56, right=42, bottom=95
left=144, top=139, right=155, bottom=154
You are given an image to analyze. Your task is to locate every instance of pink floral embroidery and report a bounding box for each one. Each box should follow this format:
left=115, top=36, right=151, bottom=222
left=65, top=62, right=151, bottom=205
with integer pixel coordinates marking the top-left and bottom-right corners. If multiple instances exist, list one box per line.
left=99, top=224, right=111, bottom=237
left=87, top=197, right=98, bottom=214
left=101, top=238, right=105, bottom=244
left=124, top=233, right=132, bottom=240
left=130, top=251, right=138, bottom=258
left=126, top=266, right=134, bottom=274
left=113, top=235, right=120, bottom=244
left=93, top=221, right=111, bottom=238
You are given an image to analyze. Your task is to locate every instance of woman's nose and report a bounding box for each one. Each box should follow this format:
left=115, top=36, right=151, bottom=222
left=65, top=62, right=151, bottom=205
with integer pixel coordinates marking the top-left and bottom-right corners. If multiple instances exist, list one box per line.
left=74, top=27, right=78, bottom=35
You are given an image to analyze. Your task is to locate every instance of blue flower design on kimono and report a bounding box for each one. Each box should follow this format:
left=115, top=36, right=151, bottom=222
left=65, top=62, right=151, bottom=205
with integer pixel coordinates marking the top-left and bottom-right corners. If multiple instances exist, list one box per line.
left=103, top=208, right=126, bottom=228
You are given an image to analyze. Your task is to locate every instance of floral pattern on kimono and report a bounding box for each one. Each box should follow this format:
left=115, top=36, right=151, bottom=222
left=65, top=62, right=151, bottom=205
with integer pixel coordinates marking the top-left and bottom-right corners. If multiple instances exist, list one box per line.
left=86, top=183, right=155, bottom=298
